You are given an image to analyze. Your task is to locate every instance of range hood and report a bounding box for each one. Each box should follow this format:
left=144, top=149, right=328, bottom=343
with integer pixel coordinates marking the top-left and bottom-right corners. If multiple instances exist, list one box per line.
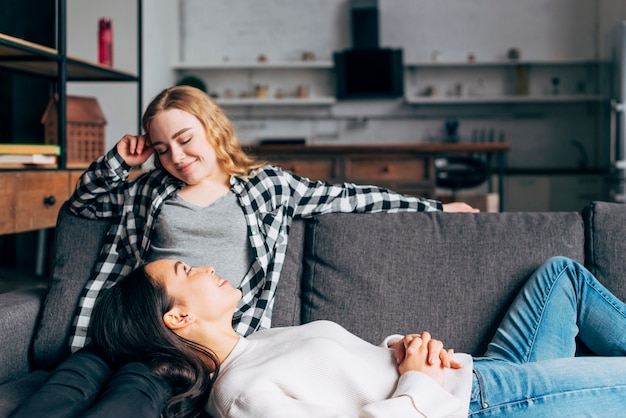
left=334, top=0, right=404, bottom=99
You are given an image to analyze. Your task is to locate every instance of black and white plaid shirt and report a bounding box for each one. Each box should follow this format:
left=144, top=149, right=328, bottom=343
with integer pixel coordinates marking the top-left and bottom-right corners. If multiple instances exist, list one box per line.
left=68, top=148, right=442, bottom=352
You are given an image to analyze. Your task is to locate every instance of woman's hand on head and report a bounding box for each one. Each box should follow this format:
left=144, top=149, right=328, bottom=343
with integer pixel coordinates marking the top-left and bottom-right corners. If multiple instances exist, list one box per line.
left=442, top=202, right=479, bottom=213
left=116, top=134, right=153, bottom=167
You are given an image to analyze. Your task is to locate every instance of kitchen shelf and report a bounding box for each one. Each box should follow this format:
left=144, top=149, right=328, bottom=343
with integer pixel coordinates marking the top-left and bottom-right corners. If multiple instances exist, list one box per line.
left=215, top=97, right=336, bottom=106
left=405, top=94, right=608, bottom=105
left=174, top=59, right=335, bottom=108
left=404, top=58, right=608, bottom=106
left=404, top=59, right=607, bottom=68
left=173, top=60, right=334, bottom=70
left=0, top=33, right=138, bottom=81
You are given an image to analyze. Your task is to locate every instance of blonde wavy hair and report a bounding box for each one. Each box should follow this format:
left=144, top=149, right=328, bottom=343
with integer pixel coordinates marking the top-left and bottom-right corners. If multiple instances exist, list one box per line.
left=142, top=85, right=265, bottom=177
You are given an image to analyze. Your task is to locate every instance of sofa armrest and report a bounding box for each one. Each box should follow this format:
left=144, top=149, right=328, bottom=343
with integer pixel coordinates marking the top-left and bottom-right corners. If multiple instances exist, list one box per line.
left=0, top=288, right=46, bottom=385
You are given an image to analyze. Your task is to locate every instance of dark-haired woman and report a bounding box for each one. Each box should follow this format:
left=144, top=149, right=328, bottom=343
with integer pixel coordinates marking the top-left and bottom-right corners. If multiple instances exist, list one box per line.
left=75, top=256, right=626, bottom=417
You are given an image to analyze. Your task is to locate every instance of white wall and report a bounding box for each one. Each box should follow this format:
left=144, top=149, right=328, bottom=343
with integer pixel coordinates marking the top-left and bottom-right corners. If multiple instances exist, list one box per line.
left=68, top=0, right=626, bottom=170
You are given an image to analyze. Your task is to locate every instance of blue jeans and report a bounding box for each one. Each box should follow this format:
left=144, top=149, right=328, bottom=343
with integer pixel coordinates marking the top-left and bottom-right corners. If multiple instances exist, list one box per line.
left=469, top=256, right=626, bottom=417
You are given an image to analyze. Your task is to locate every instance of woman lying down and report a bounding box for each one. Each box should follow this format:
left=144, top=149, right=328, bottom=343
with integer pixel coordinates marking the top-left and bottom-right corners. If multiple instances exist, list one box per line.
left=86, top=256, right=626, bottom=418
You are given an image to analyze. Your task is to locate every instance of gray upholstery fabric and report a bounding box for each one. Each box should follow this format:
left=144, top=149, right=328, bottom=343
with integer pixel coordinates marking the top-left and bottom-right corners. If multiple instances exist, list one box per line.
left=301, top=211, right=585, bottom=356
left=583, top=201, right=626, bottom=301
left=32, top=204, right=111, bottom=370
left=0, top=288, right=46, bottom=385
left=271, top=219, right=305, bottom=327
left=0, top=370, right=50, bottom=416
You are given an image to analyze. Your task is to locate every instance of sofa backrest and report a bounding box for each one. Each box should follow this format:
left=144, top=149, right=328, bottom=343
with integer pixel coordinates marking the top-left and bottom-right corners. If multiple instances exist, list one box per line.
left=33, top=202, right=589, bottom=368
left=582, top=201, right=626, bottom=301
left=32, top=203, right=112, bottom=369
left=299, top=211, right=585, bottom=356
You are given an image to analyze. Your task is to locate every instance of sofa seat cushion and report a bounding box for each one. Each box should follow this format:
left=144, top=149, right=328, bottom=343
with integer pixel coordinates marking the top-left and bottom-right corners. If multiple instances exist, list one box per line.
left=0, top=370, right=50, bottom=417
left=301, top=211, right=584, bottom=356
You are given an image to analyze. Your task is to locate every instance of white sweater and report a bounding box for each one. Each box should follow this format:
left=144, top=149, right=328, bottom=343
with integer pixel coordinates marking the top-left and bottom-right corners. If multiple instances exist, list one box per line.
left=206, top=320, right=473, bottom=418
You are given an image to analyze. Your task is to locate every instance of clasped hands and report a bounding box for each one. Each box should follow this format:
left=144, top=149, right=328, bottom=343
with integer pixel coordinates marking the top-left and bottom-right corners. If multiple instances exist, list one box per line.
left=388, top=332, right=463, bottom=385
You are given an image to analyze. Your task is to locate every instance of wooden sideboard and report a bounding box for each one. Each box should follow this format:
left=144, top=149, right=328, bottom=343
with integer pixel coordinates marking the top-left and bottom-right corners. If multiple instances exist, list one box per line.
left=0, top=170, right=83, bottom=235
left=245, top=143, right=511, bottom=200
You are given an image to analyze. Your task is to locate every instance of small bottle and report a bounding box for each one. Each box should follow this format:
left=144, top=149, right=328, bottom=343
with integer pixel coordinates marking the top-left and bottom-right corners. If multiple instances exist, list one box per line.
left=98, top=18, right=113, bottom=66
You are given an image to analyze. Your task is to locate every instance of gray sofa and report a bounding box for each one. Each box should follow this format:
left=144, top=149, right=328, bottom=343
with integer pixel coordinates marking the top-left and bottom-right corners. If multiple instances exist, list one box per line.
left=2, top=200, right=626, bottom=416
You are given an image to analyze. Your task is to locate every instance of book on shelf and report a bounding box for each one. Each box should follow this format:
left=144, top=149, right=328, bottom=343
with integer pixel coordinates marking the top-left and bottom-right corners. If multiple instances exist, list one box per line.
left=0, top=143, right=61, bottom=156
left=0, top=153, right=58, bottom=168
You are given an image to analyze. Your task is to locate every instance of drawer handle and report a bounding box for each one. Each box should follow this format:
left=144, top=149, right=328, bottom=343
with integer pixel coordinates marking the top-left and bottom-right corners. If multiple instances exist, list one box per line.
left=382, top=165, right=392, bottom=173
left=43, top=195, right=56, bottom=206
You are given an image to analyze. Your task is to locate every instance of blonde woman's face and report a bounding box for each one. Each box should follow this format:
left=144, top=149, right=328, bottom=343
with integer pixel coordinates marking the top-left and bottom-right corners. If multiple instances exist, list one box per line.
left=149, top=109, right=226, bottom=185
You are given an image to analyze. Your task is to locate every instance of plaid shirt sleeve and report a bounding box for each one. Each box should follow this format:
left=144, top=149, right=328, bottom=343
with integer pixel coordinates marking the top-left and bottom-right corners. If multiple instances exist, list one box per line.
left=68, top=147, right=134, bottom=219
left=266, top=165, right=442, bottom=217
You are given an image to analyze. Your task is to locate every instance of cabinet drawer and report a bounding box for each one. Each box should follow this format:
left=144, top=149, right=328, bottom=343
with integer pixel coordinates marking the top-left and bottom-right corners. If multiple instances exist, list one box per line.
left=14, top=171, right=71, bottom=233
left=0, top=173, right=16, bottom=234
left=346, top=157, right=427, bottom=182
left=272, top=158, right=335, bottom=181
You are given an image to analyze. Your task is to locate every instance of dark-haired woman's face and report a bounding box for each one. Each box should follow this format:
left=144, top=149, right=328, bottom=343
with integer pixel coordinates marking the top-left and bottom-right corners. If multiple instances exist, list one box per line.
left=145, top=259, right=242, bottom=323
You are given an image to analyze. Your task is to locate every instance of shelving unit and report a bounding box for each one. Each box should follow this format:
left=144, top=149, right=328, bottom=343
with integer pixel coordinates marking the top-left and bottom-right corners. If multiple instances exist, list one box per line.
left=403, top=59, right=609, bottom=106
left=0, top=1, right=142, bottom=169
left=0, top=0, right=142, bottom=235
left=173, top=60, right=335, bottom=107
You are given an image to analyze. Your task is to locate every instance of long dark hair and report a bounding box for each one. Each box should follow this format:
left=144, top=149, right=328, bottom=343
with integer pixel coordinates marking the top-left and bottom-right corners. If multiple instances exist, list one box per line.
left=90, top=265, right=220, bottom=418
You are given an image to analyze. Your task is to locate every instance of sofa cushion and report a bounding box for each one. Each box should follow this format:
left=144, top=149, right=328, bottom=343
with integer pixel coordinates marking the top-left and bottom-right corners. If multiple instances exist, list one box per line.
left=0, top=370, right=50, bottom=417
left=301, top=211, right=585, bottom=356
left=582, top=201, right=626, bottom=301
left=0, top=288, right=46, bottom=384
left=271, top=219, right=304, bottom=327
left=32, top=204, right=111, bottom=370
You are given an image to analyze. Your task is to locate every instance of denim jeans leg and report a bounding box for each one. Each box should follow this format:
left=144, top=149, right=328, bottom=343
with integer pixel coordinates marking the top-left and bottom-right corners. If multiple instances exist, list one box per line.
left=484, top=256, right=626, bottom=363
left=470, top=356, right=626, bottom=417
left=9, top=348, right=111, bottom=418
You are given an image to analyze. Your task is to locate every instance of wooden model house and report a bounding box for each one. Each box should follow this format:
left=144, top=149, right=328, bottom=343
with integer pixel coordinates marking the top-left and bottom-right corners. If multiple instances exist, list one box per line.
left=41, top=95, right=106, bottom=168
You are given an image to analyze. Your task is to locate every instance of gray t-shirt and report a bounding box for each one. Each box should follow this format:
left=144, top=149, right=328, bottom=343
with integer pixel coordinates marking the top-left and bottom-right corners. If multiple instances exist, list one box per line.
left=147, top=192, right=253, bottom=288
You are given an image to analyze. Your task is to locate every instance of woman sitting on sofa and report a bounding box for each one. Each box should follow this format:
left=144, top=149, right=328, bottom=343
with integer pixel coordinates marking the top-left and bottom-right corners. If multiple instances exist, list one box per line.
left=78, top=255, right=626, bottom=418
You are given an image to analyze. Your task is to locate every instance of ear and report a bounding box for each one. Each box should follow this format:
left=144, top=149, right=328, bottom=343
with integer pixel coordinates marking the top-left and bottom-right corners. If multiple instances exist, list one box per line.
left=163, top=306, right=195, bottom=330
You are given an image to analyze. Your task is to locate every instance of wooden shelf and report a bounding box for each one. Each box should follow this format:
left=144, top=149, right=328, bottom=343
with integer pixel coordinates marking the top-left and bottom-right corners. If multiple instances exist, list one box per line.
left=0, top=33, right=138, bottom=81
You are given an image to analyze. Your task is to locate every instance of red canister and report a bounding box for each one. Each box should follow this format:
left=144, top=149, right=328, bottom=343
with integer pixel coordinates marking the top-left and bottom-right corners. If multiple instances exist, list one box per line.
left=98, top=18, right=113, bottom=66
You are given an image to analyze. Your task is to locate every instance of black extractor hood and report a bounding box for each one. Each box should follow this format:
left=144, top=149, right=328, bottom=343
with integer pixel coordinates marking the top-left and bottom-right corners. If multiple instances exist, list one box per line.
left=334, top=0, right=404, bottom=99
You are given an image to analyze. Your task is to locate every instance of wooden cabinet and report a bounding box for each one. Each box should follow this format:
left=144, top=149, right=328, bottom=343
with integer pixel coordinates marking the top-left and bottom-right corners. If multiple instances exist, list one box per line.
left=246, top=143, right=510, bottom=198
left=0, top=171, right=74, bottom=235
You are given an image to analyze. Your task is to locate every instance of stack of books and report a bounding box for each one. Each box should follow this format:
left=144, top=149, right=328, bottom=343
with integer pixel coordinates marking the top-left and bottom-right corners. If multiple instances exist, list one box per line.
left=0, top=144, right=61, bottom=168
